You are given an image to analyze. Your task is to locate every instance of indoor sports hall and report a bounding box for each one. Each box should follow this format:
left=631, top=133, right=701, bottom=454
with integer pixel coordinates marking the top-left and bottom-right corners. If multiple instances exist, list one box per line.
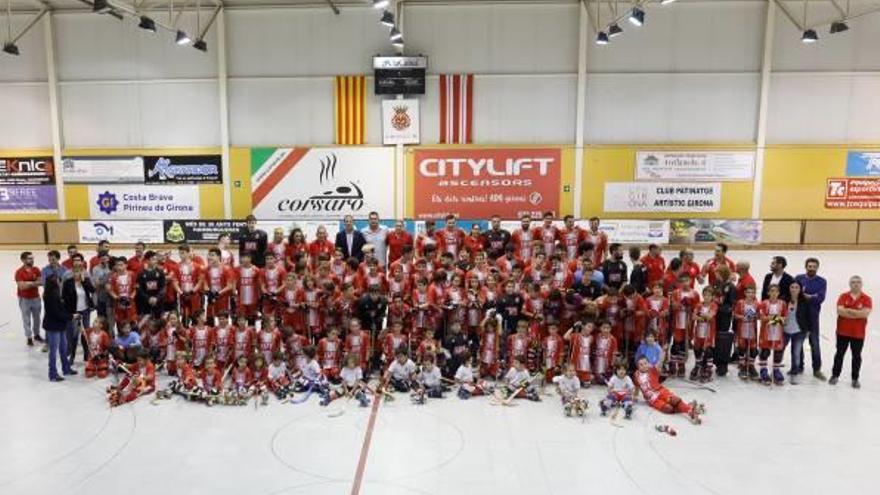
left=0, top=1, right=877, bottom=495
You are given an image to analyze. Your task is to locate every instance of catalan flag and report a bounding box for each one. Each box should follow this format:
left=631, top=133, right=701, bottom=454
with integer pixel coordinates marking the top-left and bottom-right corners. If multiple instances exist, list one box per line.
left=334, top=75, right=367, bottom=145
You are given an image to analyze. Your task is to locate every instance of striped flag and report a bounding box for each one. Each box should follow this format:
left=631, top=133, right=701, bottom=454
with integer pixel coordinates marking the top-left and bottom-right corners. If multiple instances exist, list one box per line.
left=439, top=74, right=474, bottom=144
left=334, top=75, right=366, bottom=145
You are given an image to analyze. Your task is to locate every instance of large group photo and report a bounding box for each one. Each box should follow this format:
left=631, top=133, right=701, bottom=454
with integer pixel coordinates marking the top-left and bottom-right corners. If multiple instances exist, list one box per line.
left=1, top=1, right=879, bottom=494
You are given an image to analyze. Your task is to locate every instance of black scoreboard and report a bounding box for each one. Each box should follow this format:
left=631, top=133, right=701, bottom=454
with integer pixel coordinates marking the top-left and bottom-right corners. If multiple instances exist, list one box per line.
left=373, top=56, right=427, bottom=95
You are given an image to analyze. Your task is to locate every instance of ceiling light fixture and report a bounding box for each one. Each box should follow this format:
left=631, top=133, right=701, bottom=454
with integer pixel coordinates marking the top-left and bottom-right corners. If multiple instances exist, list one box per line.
left=629, top=6, right=645, bottom=27
left=175, top=30, right=191, bottom=45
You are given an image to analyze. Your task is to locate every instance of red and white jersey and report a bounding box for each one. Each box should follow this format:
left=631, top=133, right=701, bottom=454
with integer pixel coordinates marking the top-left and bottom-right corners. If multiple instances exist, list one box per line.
left=177, top=262, right=201, bottom=293
left=188, top=325, right=214, bottom=366
left=86, top=329, right=110, bottom=357
left=160, top=325, right=182, bottom=361
left=543, top=334, right=564, bottom=370
left=285, top=333, right=309, bottom=371
left=110, top=271, right=135, bottom=298
left=268, top=241, right=287, bottom=262
left=206, top=265, right=233, bottom=293
left=507, top=333, right=531, bottom=366
left=232, top=327, right=255, bottom=361
left=213, top=324, right=234, bottom=364
left=594, top=333, right=617, bottom=376
left=536, top=225, right=560, bottom=257
left=382, top=333, right=408, bottom=361
left=412, top=290, right=432, bottom=328
left=761, top=299, right=788, bottom=342
left=559, top=227, right=584, bottom=260
left=671, top=289, right=701, bottom=330
left=318, top=337, right=341, bottom=371
left=480, top=330, right=498, bottom=365
left=511, top=228, right=534, bottom=261
left=345, top=330, right=371, bottom=365
left=388, top=277, right=411, bottom=300
left=571, top=333, right=592, bottom=373
left=634, top=367, right=663, bottom=403
left=436, top=228, right=466, bottom=257
left=583, top=229, right=609, bottom=266
left=236, top=266, right=261, bottom=305
left=200, top=368, right=223, bottom=390
left=415, top=231, right=438, bottom=257
left=257, top=329, right=282, bottom=363
left=232, top=366, right=253, bottom=389
left=735, top=299, right=760, bottom=339
left=219, top=249, right=235, bottom=268
left=645, top=296, right=670, bottom=333
left=297, top=289, right=322, bottom=327
left=260, top=266, right=287, bottom=295
left=693, top=303, right=717, bottom=340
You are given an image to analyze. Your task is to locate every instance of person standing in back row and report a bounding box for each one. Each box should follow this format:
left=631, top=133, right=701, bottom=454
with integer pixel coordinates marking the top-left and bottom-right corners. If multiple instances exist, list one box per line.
left=362, top=211, right=389, bottom=266
left=830, top=276, right=872, bottom=389
left=762, top=256, right=793, bottom=302
left=795, top=258, right=827, bottom=380
left=239, top=215, right=268, bottom=268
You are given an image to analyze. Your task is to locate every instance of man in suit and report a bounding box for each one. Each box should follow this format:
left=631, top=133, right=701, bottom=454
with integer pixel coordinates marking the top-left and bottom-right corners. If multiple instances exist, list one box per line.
left=761, top=255, right=794, bottom=302
left=336, top=215, right=367, bottom=262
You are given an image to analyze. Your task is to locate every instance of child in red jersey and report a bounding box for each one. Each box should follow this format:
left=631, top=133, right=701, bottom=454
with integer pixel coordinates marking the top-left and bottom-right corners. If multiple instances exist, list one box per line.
left=690, top=286, right=718, bottom=383
left=108, top=349, right=156, bottom=407
left=318, top=327, right=343, bottom=383
left=733, top=285, right=761, bottom=381
left=669, top=275, right=699, bottom=378
left=759, top=284, right=789, bottom=385
left=564, top=320, right=594, bottom=384
left=593, top=321, right=618, bottom=384
left=633, top=357, right=703, bottom=424
left=478, top=313, right=502, bottom=378
left=84, top=318, right=112, bottom=379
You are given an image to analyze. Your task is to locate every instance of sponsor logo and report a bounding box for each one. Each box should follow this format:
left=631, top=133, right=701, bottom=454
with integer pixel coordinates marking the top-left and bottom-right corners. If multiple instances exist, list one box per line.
left=276, top=153, right=365, bottom=213
left=418, top=157, right=554, bottom=178
left=147, top=157, right=219, bottom=181
left=0, top=158, right=52, bottom=175
left=826, top=179, right=847, bottom=198
left=97, top=191, right=119, bottom=214
left=93, top=222, right=114, bottom=237
left=166, top=221, right=186, bottom=243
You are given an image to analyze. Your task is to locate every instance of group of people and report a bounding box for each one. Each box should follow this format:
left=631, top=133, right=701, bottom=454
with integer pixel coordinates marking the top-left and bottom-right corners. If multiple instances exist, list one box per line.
left=13, top=212, right=872, bottom=419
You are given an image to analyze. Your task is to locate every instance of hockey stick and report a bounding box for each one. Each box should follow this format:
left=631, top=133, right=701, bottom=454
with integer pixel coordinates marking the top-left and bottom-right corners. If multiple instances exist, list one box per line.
left=679, top=380, right=717, bottom=393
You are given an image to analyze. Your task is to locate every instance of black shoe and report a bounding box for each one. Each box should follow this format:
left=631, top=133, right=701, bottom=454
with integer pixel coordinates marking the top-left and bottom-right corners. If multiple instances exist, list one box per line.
left=27, top=338, right=34, bottom=347
left=829, top=376, right=839, bottom=385
left=64, top=369, right=79, bottom=376
left=33, top=335, right=45, bottom=343
left=50, top=376, right=65, bottom=382
left=852, top=380, right=861, bottom=389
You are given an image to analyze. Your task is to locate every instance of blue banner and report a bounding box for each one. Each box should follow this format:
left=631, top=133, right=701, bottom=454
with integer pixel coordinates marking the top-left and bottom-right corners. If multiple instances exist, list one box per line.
left=846, top=151, right=880, bottom=177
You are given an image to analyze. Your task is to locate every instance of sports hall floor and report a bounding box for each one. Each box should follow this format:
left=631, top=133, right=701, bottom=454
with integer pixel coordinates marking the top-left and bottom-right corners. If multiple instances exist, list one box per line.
left=0, top=249, right=876, bottom=495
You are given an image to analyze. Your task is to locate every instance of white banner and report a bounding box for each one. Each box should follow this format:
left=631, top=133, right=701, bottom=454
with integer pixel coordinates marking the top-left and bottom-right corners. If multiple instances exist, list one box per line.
left=604, top=182, right=721, bottom=213
left=78, top=220, right=164, bottom=243
left=62, top=157, right=145, bottom=183
left=251, top=147, right=395, bottom=220
left=382, top=99, right=420, bottom=145
left=88, top=185, right=200, bottom=219
left=591, top=219, right=670, bottom=244
left=635, top=151, right=754, bottom=181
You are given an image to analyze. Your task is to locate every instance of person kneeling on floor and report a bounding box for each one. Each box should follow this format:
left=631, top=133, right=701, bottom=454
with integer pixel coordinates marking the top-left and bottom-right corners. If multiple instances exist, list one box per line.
left=503, top=357, right=541, bottom=402
left=633, top=356, right=704, bottom=425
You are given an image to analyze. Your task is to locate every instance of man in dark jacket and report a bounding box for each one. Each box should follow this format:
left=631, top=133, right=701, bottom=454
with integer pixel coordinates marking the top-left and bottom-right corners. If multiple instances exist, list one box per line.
left=62, top=265, right=95, bottom=363
left=762, top=256, right=794, bottom=302
left=136, top=252, right=166, bottom=319
left=239, top=214, right=268, bottom=267
left=43, top=275, right=74, bottom=381
left=482, top=215, right=511, bottom=260
left=336, top=215, right=367, bottom=262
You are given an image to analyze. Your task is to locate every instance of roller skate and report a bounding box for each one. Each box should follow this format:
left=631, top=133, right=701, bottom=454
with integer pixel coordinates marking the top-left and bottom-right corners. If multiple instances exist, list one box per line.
left=738, top=363, right=749, bottom=380
left=457, top=386, right=472, bottom=400
left=700, top=365, right=714, bottom=383
left=525, top=387, right=541, bottom=402
left=356, top=391, right=370, bottom=408
left=624, top=404, right=633, bottom=420
left=760, top=368, right=771, bottom=386
left=599, top=400, right=609, bottom=416
left=772, top=368, right=785, bottom=386
left=410, top=388, right=426, bottom=405
left=748, top=364, right=759, bottom=381
left=676, top=362, right=685, bottom=378
left=687, top=401, right=702, bottom=425
left=563, top=401, right=573, bottom=417
left=689, top=365, right=700, bottom=382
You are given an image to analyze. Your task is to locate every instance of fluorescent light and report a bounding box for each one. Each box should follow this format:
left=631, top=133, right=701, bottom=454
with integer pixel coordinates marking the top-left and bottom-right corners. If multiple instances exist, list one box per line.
left=389, top=27, right=403, bottom=41
left=176, top=30, right=192, bottom=45
left=801, top=29, right=818, bottom=43
left=2, top=42, right=19, bottom=56
left=608, top=23, right=623, bottom=38
left=380, top=11, right=395, bottom=27
left=392, top=37, right=404, bottom=49
left=660, top=0, right=677, bottom=5
left=830, top=21, right=849, bottom=34
left=629, top=7, right=645, bottom=27
left=596, top=31, right=609, bottom=45
left=372, top=0, right=389, bottom=9
left=138, top=16, right=156, bottom=33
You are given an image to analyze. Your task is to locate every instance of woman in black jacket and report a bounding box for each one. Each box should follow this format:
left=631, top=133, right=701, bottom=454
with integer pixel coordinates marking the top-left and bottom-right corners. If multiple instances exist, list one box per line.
left=62, top=268, right=95, bottom=364
left=783, top=281, right=813, bottom=385
left=43, top=275, right=75, bottom=381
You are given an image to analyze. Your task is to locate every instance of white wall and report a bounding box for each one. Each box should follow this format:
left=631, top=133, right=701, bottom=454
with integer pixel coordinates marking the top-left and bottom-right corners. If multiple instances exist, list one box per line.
left=1, top=1, right=880, bottom=150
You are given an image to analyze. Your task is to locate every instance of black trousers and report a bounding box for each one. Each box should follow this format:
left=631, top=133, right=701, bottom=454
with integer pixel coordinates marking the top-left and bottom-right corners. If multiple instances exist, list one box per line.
left=832, top=335, right=864, bottom=381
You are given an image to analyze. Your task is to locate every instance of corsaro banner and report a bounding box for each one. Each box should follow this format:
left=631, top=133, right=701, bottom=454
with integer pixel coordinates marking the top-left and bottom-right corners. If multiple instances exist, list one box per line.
left=250, top=147, right=394, bottom=220
left=144, top=155, right=222, bottom=184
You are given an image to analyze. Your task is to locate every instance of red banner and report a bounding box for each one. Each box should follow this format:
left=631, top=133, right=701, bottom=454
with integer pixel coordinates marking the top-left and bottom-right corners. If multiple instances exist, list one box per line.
left=413, top=148, right=561, bottom=219
left=825, top=178, right=880, bottom=209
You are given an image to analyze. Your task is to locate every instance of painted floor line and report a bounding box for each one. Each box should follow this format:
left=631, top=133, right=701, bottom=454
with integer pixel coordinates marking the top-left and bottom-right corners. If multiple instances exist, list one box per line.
left=350, top=392, right=383, bottom=495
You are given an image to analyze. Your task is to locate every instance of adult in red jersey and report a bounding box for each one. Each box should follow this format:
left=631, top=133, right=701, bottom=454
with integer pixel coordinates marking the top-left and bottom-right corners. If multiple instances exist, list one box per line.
left=639, top=244, right=667, bottom=288
left=830, top=276, right=872, bottom=389
left=702, top=243, right=736, bottom=286
left=15, top=251, right=43, bottom=346
left=435, top=214, right=466, bottom=258
left=735, top=260, right=756, bottom=300
left=511, top=213, right=535, bottom=262
left=583, top=216, right=609, bottom=267
left=387, top=219, right=414, bottom=265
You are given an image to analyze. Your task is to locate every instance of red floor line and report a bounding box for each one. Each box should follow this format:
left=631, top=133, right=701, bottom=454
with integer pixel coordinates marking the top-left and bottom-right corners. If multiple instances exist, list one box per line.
left=350, top=392, right=382, bottom=495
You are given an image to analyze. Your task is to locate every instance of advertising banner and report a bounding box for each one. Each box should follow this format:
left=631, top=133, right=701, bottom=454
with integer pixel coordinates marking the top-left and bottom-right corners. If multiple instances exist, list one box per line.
left=62, top=156, right=144, bottom=183
left=825, top=178, right=880, bottom=209
left=413, top=148, right=561, bottom=219
left=78, top=220, right=165, bottom=243
left=669, top=220, right=762, bottom=245
left=144, top=155, right=222, bottom=184
left=89, top=185, right=200, bottom=219
left=594, top=219, right=670, bottom=244
left=382, top=99, right=420, bottom=145
left=251, top=147, right=395, bottom=220
left=846, top=151, right=880, bottom=177
left=0, top=157, right=58, bottom=212
left=635, top=151, right=754, bottom=181
left=604, top=182, right=721, bottom=213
